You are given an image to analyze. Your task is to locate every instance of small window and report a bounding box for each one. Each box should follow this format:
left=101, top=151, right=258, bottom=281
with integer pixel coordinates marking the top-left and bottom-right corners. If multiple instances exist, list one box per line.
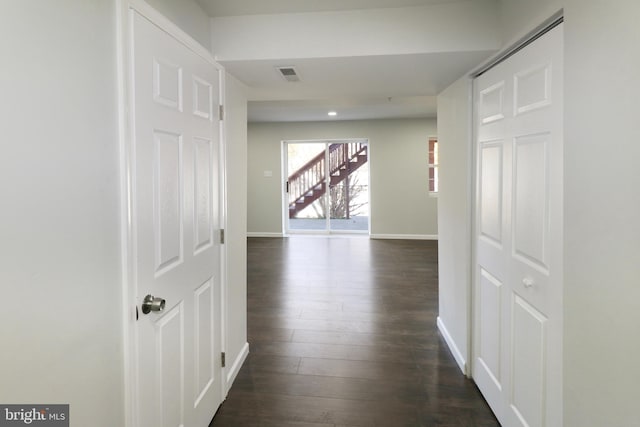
left=428, top=137, right=439, bottom=194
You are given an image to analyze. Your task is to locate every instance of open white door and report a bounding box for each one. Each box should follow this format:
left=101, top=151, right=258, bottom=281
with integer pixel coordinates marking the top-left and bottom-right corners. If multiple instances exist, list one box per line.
left=473, top=24, right=563, bottom=427
left=130, top=9, right=224, bottom=427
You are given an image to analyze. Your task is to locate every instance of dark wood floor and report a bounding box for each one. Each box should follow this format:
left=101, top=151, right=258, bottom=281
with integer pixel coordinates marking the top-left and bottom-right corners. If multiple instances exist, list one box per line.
left=210, top=236, right=499, bottom=427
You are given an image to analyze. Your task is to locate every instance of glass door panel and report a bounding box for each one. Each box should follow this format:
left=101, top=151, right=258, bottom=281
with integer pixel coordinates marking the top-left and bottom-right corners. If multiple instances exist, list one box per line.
left=329, top=143, right=369, bottom=232
left=287, top=142, right=327, bottom=231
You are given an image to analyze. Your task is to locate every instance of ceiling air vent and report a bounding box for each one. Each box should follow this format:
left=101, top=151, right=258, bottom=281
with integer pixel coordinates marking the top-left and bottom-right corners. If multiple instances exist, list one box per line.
left=276, top=66, right=300, bottom=82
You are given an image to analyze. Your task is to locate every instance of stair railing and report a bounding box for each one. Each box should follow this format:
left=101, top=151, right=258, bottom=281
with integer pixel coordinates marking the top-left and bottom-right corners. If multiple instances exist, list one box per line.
left=328, top=141, right=367, bottom=178
left=287, top=150, right=326, bottom=207
left=288, top=142, right=368, bottom=216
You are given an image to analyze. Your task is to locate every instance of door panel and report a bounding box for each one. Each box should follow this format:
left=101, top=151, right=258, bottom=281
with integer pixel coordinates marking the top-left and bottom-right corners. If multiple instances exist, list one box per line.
left=194, top=279, right=215, bottom=406
left=153, top=58, right=182, bottom=110
left=192, top=76, right=213, bottom=119
left=156, top=304, right=184, bottom=427
left=132, top=10, right=223, bottom=427
left=193, top=137, right=214, bottom=253
left=512, top=134, right=549, bottom=272
left=514, top=64, right=551, bottom=115
left=477, top=268, right=502, bottom=387
left=473, top=24, right=563, bottom=427
left=510, top=295, right=547, bottom=427
left=154, top=130, right=184, bottom=274
left=479, top=142, right=504, bottom=245
left=286, top=142, right=327, bottom=232
left=479, top=82, right=506, bottom=124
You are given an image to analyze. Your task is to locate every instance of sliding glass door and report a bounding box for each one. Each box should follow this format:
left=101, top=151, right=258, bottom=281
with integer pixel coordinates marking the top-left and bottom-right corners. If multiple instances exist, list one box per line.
left=285, top=140, right=369, bottom=234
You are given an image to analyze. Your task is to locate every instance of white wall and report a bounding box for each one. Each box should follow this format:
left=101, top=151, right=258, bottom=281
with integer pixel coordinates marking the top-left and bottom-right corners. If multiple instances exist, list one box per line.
left=247, top=124, right=284, bottom=235
left=247, top=119, right=438, bottom=237
left=563, top=1, right=640, bottom=425
left=436, top=77, right=472, bottom=373
left=223, top=73, right=249, bottom=378
left=499, top=0, right=563, bottom=44
left=0, top=1, right=123, bottom=425
left=145, top=0, right=212, bottom=51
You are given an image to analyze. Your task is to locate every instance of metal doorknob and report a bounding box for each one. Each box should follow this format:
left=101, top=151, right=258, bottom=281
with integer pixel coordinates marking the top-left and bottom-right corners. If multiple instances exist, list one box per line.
left=141, top=294, right=166, bottom=314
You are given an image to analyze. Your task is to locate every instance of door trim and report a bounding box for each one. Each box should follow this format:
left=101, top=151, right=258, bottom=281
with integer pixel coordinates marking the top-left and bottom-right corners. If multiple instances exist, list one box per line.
left=116, top=2, right=227, bottom=426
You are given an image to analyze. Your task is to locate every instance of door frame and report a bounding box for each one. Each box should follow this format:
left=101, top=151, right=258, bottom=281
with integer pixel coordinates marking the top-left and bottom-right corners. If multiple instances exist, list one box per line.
left=116, top=2, right=228, bottom=426
left=282, top=138, right=371, bottom=235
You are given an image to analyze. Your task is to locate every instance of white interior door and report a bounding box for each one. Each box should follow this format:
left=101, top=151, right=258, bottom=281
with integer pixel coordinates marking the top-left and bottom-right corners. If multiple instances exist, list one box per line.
left=473, top=24, right=563, bottom=427
left=132, top=10, right=223, bottom=427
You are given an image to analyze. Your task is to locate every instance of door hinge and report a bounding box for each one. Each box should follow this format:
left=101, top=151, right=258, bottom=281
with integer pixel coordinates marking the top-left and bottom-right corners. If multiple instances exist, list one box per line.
left=220, top=229, right=225, bottom=244
left=219, top=105, right=224, bottom=121
left=221, top=352, right=226, bottom=368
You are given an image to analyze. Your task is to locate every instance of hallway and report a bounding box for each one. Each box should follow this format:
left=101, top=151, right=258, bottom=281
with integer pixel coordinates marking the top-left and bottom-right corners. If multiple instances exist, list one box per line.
left=211, top=237, right=499, bottom=426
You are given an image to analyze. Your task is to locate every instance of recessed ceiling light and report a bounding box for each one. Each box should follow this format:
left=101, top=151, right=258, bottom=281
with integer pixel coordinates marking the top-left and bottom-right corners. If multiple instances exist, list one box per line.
left=328, top=111, right=337, bottom=116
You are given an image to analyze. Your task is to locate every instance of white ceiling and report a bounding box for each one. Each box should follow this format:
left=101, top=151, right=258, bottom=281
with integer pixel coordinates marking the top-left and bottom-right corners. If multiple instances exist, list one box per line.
left=225, top=50, right=494, bottom=122
left=196, top=0, right=466, bottom=17
left=249, top=97, right=438, bottom=123
left=195, top=0, right=498, bottom=122
left=224, top=51, right=494, bottom=100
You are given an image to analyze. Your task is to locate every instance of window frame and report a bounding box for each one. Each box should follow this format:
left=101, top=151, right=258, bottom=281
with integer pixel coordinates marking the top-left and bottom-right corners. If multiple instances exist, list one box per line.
left=428, top=137, right=439, bottom=195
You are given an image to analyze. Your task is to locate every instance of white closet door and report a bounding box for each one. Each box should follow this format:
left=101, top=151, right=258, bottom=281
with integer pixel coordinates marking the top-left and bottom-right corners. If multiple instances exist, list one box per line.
left=473, top=24, right=563, bottom=427
left=131, top=10, right=224, bottom=427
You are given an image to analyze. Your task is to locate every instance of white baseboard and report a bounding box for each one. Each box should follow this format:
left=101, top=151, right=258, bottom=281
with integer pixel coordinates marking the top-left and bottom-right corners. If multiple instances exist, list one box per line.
left=437, top=317, right=467, bottom=375
left=370, top=234, right=438, bottom=240
left=225, top=342, right=249, bottom=394
left=246, top=232, right=283, bottom=238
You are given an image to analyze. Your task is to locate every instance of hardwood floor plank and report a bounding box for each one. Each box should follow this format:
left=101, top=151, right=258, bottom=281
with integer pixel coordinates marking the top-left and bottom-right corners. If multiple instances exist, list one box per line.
left=248, top=327, right=295, bottom=343
left=297, top=357, right=419, bottom=381
left=291, top=330, right=405, bottom=347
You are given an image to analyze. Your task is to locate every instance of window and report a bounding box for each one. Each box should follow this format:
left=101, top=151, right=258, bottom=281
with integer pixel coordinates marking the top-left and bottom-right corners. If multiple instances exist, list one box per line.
left=428, top=137, right=439, bottom=194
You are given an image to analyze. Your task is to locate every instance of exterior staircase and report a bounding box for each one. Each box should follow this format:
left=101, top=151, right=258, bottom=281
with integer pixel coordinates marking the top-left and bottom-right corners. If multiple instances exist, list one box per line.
left=287, top=142, right=368, bottom=218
